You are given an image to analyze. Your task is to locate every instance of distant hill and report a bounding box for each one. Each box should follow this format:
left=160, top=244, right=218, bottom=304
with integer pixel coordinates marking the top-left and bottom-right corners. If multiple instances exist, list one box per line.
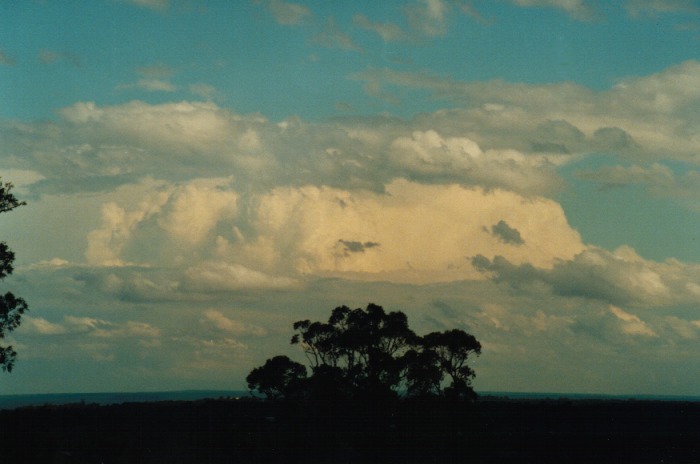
left=0, top=390, right=249, bottom=410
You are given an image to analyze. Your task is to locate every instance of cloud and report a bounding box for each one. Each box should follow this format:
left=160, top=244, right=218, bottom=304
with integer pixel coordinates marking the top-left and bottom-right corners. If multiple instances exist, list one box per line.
left=508, top=0, right=600, bottom=21
left=6, top=100, right=569, bottom=198
left=183, top=261, right=299, bottom=291
left=262, top=0, right=312, bottom=25
left=312, top=17, right=363, bottom=51
left=0, top=49, right=16, bottom=66
left=338, top=240, right=380, bottom=254
left=24, top=315, right=161, bottom=339
left=353, top=14, right=408, bottom=42
left=135, top=64, right=174, bottom=79
left=473, top=245, right=700, bottom=308
left=489, top=220, right=524, bottom=245
left=405, top=0, right=450, bottom=37
left=353, top=61, right=700, bottom=163
left=38, top=49, right=81, bottom=66
left=118, top=65, right=177, bottom=92
left=609, top=305, right=658, bottom=337
left=127, top=0, right=169, bottom=11
left=576, top=162, right=700, bottom=211
left=74, top=177, right=585, bottom=286
left=201, top=310, right=267, bottom=336
left=388, top=130, right=563, bottom=195
left=624, top=0, right=700, bottom=17
left=157, top=179, right=239, bottom=247
left=189, top=83, right=218, bottom=100
left=239, top=180, right=583, bottom=283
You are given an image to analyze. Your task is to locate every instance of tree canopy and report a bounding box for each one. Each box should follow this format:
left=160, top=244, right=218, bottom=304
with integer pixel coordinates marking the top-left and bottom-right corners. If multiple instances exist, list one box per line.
left=247, top=304, right=481, bottom=402
left=0, top=180, right=27, bottom=373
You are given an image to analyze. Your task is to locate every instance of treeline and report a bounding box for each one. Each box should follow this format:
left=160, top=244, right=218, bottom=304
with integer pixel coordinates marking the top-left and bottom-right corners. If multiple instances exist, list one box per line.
left=3, top=397, right=700, bottom=463
left=246, top=304, right=482, bottom=405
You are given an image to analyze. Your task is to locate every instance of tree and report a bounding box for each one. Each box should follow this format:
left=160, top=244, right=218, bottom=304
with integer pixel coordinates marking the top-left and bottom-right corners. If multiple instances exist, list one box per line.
left=421, top=329, right=482, bottom=399
left=291, top=304, right=419, bottom=400
left=246, top=355, right=307, bottom=400
left=0, top=180, right=27, bottom=373
left=249, top=303, right=481, bottom=403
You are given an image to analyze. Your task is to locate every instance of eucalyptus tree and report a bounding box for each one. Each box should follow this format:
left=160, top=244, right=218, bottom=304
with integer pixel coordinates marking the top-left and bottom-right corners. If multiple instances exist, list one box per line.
left=0, top=180, right=28, bottom=372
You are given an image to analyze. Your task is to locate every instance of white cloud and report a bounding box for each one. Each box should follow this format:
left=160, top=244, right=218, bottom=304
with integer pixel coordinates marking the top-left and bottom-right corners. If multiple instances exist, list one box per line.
left=354, top=61, right=700, bottom=164
left=183, top=261, right=299, bottom=290
left=353, top=14, right=408, bottom=42
left=201, top=310, right=267, bottom=336
left=312, top=17, right=363, bottom=51
left=609, top=305, right=658, bottom=337
left=23, top=315, right=161, bottom=339
left=388, top=130, right=562, bottom=194
left=473, top=245, right=700, bottom=309
left=625, top=0, right=699, bottom=17
left=189, top=83, right=218, bottom=100
left=508, top=0, right=599, bottom=20
left=263, top=0, right=312, bottom=25
left=135, top=78, right=177, bottom=92
left=406, top=0, right=450, bottom=37
left=127, top=0, right=169, bottom=11
left=241, top=179, right=584, bottom=283
left=157, top=179, right=238, bottom=246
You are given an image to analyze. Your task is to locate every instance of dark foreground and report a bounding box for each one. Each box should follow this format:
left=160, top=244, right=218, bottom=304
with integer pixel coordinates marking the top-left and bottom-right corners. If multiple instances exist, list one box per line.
left=2, top=396, right=699, bottom=463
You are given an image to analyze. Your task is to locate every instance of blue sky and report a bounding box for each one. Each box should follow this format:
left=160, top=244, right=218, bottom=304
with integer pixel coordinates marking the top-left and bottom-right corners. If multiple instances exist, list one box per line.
left=2, top=0, right=700, bottom=396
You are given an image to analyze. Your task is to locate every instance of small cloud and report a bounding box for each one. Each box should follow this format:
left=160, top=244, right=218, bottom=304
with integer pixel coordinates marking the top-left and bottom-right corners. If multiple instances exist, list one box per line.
left=625, top=0, right=699, bottom=18
left=201, top=310, right=267, bottom=336
left=508, top=0, right=600, bottom=21
left=118, top=65, right=177, bottom=92
left=335, top=101, right=354, bottom=112
left=262, top=0, right=312, bottom=25
left=490, top=220, right=525, bottom=245
left=24, top=317, right=68, bottom=335
left=353, top=14, right=408, bottom=42
left=134, top=78, right=177, bottom=92
left=135, top=64, right=173, bottom=79
left=189, top=82, right=218, bottom=100
left=39, top=49, right=81, bottom=66
left=405, top=0, right=450, bottom=37
left=312, top=17, right=363, bottom=51
left=0, top=49, right=16, bottom=66
left=126, top=0, right=169, bottom=11
left=338, top=239, right=381, bottom=254
left=609, top=305, right=658, bottom=337
left=183, top=261, right=299, bottom=291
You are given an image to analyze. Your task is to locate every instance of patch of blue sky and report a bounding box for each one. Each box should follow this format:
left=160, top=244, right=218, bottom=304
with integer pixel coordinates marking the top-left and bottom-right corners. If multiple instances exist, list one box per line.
left=559, top=155, right=700, bottom=263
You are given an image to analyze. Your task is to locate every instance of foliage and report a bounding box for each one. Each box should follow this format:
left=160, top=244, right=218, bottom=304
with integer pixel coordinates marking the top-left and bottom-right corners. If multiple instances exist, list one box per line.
left=247, top=303, right=481, bottom=402
left=246, top=355, right=307, bottom=400
left=0, top=180, right=28, bottom=373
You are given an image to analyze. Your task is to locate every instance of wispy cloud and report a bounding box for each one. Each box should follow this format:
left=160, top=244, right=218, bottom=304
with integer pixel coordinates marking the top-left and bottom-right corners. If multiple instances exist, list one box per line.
left=260, top=0, right=312, bottom=25
left=624, top=0, right=700, bottom=17
left=353, top=14, right=408, bottom=42
left=38, top=49, right=81, bottom=66
left=118, top=65, right=177, bottom=92
left=405, top=0, right=451, bottom=37
left=312, top=17, right=363, bottom=51
left=0, top=49, right=16, bottom=66
left=126, top=0, right=169, bottom=11
left=508, top=0, right=600, bottom=21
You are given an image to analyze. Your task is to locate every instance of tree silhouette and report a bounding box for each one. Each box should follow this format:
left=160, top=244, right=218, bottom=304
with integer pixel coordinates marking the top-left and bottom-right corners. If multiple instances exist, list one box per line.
left=246, top=355, right=307, bottom=400
left=249, top=304, right=481, bottom=403
left=420, top=329, right=481, bottom=399
left=0, top=180, right=28, bottom=372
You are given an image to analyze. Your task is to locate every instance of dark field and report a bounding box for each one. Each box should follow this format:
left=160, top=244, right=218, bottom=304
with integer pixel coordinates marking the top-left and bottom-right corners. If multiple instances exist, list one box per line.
left=2, top=396, right=699, bottom=463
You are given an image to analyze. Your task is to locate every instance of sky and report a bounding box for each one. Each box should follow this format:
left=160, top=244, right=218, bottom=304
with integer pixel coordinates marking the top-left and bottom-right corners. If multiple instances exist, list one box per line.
left=1, top=0, right=700, bottom=396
